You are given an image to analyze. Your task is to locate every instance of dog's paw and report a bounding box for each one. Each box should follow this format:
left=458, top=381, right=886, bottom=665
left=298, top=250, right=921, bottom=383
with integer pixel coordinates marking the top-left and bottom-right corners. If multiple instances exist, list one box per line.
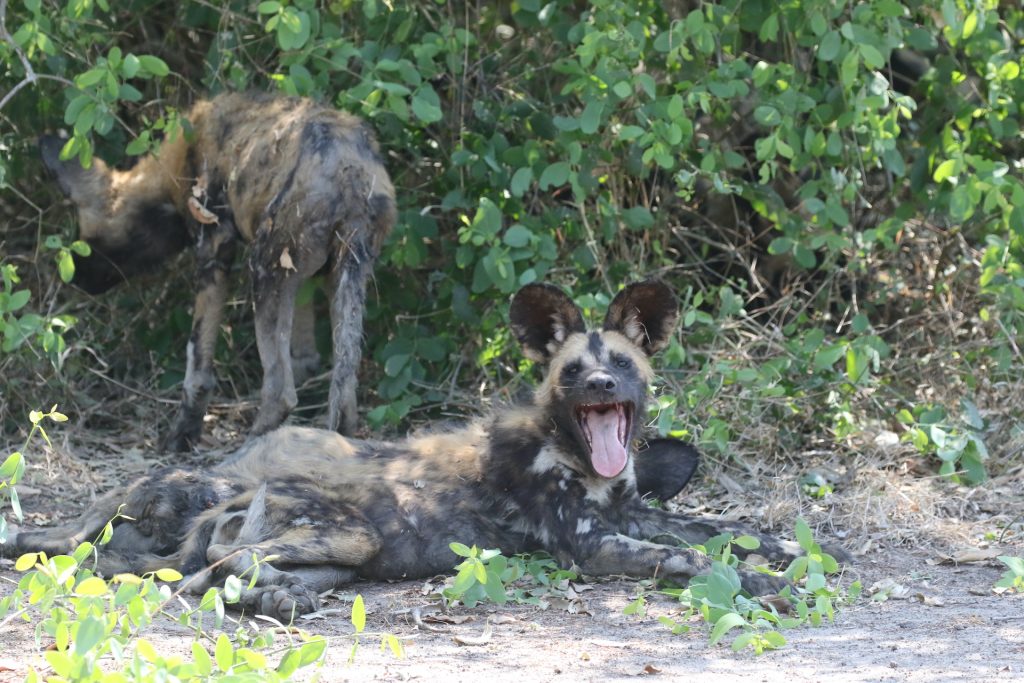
left=0, top=525, right=20, bottom=556
left=254, top=583, right=320, bottom=622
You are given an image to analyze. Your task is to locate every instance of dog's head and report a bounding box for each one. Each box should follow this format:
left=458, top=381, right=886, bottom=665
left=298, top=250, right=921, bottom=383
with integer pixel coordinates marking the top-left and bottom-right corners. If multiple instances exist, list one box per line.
left=40, top=134, right=189, bottom=294
left=510, top=280, right=678, bottom=479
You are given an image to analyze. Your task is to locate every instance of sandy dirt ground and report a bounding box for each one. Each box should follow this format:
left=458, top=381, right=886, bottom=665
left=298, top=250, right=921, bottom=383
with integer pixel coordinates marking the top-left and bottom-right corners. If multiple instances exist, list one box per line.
left=2, top=545, right=1022, bottom=682
left=1, top=426, right=1022, bottom=682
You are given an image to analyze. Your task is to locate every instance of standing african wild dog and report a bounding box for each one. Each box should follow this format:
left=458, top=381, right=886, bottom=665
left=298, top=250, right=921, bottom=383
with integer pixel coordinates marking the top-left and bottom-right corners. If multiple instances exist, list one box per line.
left=40, top=92, right=396, bottom=450
left=9, top=281, right=844, bottom=621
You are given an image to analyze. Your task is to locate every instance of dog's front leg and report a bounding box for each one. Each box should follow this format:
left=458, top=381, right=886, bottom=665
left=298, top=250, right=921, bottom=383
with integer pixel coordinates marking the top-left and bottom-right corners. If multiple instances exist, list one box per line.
left=578, top=532, right=788, bottom=596
left=165, top=221, right=238, bottom=452
left=625, top=505, right=853, bottom=568
left=623, top=505, right=808, bottom=564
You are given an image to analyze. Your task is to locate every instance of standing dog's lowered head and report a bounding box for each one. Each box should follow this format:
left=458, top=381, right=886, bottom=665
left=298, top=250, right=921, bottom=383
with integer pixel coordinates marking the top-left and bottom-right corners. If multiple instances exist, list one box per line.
left=40, top=92, right=396, bottom=450
left=8, top=280, right=848, bottom=621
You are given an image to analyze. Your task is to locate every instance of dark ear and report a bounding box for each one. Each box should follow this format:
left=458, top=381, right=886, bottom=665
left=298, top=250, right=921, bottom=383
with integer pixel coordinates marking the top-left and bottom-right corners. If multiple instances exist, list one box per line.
left=634, top=438, right=700, bottom=501
left=39, top=134, right=97, bottom=198
left=603, top=280, right=679, bottom=355
left=509, top=283, right=586, bottom=363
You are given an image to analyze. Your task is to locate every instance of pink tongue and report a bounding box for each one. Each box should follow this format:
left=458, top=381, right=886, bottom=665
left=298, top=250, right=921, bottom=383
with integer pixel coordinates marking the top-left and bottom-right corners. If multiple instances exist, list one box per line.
left=586, top=408, right=627, bottom=478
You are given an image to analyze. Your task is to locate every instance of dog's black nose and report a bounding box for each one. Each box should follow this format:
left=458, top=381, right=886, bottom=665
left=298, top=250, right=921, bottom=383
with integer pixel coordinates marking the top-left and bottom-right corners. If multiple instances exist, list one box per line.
left=586, top=373, right=616, bottom=391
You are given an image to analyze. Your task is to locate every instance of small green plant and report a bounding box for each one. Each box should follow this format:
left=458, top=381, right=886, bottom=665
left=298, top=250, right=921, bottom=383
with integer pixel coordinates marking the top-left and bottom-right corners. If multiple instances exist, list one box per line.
left=656, top=519, right=859, bottom=654
left=442, top=543, right=578, bottom=607
left=0, top=405, right=67, bottom=543
left=896, top=398, right=989, bottom=484
left=994, top=556, right=1024, bottom=594
left=0, top=266, right=76, bottom=368
left=348, top=593, right=404, bottom=662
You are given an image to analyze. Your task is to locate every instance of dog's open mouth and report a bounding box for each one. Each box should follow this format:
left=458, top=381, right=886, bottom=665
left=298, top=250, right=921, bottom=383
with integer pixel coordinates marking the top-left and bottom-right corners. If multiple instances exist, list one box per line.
left=576, top=402, right=633, bottom=478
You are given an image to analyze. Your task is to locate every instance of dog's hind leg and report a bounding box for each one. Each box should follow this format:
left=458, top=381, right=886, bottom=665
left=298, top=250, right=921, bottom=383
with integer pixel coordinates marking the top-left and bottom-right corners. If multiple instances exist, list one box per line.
left=183, top=486, right=382, bottom=621
left=250, top=249, right=304, bottom=436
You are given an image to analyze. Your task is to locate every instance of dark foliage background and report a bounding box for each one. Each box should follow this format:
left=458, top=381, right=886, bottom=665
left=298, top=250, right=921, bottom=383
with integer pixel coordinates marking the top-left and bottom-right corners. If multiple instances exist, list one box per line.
left=1, top=0, right=1022, bottom=484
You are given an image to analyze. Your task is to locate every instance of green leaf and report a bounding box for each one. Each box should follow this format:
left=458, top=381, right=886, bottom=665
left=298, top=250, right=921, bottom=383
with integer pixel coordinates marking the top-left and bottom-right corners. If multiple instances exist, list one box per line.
left=503, top=224, right=532, bottom=248
left=709, top=612, right=748, bottom=646
left=998, top=556, right=1024, bottom=576
left=224, top=574, right=241, bottom=602
left=754, top=105, right=781, bottom=127
left=510, top=167, right=532, bottom=197
left=57, top=251, right=75, bottom=283
left=411, top=85, right=443, bottom=124
left=75, top=68, right=106, bottom=88
left=960, top=399, right=984, bottom=430
left=538, top=161, right=570, bottom=189
left=618, top=125, right=645, bottom=141
left=845, top=347, right=867, bottom=383
left=859, top=43, right=885, bottom=69
left=137, top=55, right=169, bottom=77
left=297, top=638, right=326, bottom=666
left=74, top=616, right=105, bottom=655
left=8, top=289, right=30, bottom=311
left=483, top=570, right=508, bottom=604
left=192, top=642, right=213, bottom=675
left=384, top=353, right=409, bottom=377
left=121, top=53, right=140, bottom=79
left=351, top=594, right=366, bottom=632
left=75, top=576, right=108, bottom=596
left=276, top=649, right=300, bottom=677
left=813, top=343, right=845, bottom=370
left=768, top=237, right=792, bottom=254
left=933, top=159, right=957, bottom=183
left=258, top=1, right=282, bottom=12
left=449, top=542, right=473, bottom=557
left=0, top=451, right=23, bottom=479
left=579, top=99, right=604, bottom=134
left=215, top=633, right=233, bottom=672
left=794, top=518, right=814, bottom=551
left=733, top=535, right=760, bottom=551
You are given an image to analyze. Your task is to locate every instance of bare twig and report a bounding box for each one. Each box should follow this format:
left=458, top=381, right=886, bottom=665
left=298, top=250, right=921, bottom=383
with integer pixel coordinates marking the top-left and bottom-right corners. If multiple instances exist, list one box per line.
left=0, top=0, right=74, bottom=112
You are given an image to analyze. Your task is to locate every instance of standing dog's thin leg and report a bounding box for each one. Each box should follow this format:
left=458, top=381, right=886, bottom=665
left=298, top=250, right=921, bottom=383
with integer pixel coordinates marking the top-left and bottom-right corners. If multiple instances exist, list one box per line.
left=165, top=221, right=237, bottom=452
left=250, top=250, right=303, bottom=436
left=290, top=297, right=320, bottom=385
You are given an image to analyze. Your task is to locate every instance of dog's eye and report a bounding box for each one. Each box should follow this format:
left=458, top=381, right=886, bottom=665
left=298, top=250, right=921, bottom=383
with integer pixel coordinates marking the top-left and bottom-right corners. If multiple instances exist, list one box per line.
left=565, top=362, right=581, bottom=375
left=614, top=356, right=630, bottom=368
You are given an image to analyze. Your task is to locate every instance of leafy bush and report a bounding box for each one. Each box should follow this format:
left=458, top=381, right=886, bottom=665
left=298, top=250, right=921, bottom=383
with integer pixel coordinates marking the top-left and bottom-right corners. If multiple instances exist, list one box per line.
left=1, top=2, right=1021, bottom=465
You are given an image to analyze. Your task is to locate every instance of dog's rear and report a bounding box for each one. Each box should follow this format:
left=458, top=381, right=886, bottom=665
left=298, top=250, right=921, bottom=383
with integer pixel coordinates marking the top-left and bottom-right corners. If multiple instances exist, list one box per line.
left=40, top=93, right=396, bottom=449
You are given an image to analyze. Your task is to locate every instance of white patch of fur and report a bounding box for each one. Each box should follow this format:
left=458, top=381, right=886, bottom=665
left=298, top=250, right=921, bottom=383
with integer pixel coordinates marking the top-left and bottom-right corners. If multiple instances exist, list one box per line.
left=576, top=518, right=593, bottom=535
left=583, top=460, right=636, bottom=505
left=529, top=445, right=575, bottom=476
left=583, top=478, right=615, bottom=506
left=622, top=314, right=644, bottom=346
left=182, top=340, right=199, bottom=400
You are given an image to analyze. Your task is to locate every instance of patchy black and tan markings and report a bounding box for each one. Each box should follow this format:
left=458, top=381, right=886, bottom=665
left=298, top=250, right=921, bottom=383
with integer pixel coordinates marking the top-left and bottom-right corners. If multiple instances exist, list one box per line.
left=40, top=92, right=396, bottom=450
left=8, top=281, right=847, bottom=621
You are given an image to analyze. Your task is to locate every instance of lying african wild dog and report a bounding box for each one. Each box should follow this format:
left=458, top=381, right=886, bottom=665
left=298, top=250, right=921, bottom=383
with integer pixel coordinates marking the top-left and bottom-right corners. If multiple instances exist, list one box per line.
left=40, top=92, right=396, bottom=450
left=9, top=281, right=842, bottom=621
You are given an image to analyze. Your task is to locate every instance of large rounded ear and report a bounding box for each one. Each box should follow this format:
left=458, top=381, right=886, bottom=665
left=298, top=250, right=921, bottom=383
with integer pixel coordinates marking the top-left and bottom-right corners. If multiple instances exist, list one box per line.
left=603, top=280, right=679, bottom=355
left=509, top=283, right=586, bottom=363
left=635, top=438, right=700, bottom=501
